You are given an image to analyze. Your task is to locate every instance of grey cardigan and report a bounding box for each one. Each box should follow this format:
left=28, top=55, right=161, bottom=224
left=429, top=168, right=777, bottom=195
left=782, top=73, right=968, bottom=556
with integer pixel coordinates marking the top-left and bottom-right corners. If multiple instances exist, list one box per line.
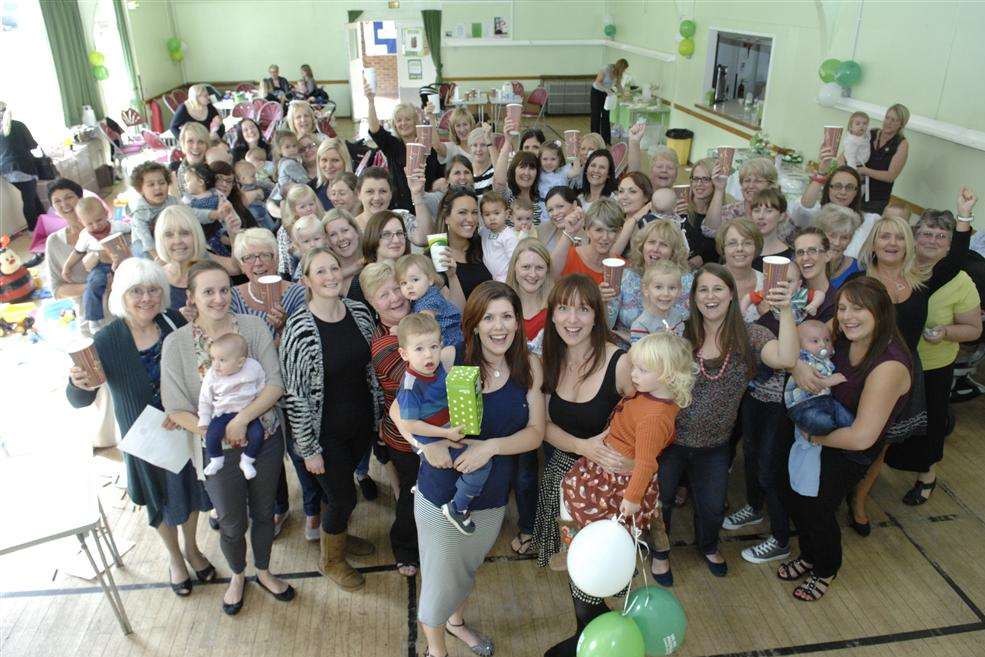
left=161, top=314, right=283, bottom=442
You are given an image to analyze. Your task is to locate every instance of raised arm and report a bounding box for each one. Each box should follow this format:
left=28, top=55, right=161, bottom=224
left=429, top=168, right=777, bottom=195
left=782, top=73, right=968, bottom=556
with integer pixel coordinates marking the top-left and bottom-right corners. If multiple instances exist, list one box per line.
left=759, top=281, right=799, bottom=370
left=407, top=167, right=432, bottom=246
left=492, top=125, right=514, bottom=192
left=701, top=162, right=729, bottom=236
left=626, top=122, right=645, bottom=174
left=364, top=80, right=381, bottom=134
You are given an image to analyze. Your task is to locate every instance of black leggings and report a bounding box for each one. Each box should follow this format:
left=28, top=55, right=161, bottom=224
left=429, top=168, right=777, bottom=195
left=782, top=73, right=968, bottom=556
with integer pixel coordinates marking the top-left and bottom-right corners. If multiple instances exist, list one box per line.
left=312, top=435, right=367, bottom=534
left=589, top=88, right=611, bottom=145
left=12, top=179, right=44, bottom=231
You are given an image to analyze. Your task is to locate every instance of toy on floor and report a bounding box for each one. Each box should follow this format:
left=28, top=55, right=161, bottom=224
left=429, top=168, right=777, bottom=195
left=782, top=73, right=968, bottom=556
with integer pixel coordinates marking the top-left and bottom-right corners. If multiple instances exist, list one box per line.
left=0, top=235, right=36, bottom=303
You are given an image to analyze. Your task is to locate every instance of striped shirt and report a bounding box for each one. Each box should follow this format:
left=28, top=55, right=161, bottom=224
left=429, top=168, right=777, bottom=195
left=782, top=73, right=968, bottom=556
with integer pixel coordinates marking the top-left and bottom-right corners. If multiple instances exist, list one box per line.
left=370, top=323, right=413, bottom=453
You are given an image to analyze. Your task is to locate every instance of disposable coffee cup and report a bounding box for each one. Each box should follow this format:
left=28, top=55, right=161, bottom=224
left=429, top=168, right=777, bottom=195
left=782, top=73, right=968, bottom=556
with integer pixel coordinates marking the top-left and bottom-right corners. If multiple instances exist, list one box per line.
left=822, top=125, right=844, bottom=153
left=506, top=103, right=522, bottom=134
left=673, top=184, right=691, bottom=204
left=426, top=93, right=440, bottom=111
left=564, top=129, right=580, bottom=157
left=68, top=337, right=106, bottom=387
left=364, top=67, right=377, bottom=93
left=257, top=275, right=282, bottom=311
left=99, top=233, right=131, bottom=261
left=717, top=146, right=736, bottom=175
left=602, top=257, right=626, bottom=293
left=416, top=124, right=434, bottom=150
left=406, top=142, right=428, bottom=172
left=427, top=233, right=450, bottom=273
left=762, top=255, right=791, bottom=293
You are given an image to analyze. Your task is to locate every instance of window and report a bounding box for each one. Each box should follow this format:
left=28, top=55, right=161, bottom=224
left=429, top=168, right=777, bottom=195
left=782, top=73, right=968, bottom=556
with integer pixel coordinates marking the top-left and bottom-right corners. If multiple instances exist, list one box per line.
left=702, top=30, right=773, bottom=128
left=88, top=0, right=136, bottom=120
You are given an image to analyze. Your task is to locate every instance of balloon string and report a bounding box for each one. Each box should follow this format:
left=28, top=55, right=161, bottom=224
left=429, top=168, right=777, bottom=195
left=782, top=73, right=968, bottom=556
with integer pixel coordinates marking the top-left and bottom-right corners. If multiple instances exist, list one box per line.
left=618, top=513, right=651, bottom=614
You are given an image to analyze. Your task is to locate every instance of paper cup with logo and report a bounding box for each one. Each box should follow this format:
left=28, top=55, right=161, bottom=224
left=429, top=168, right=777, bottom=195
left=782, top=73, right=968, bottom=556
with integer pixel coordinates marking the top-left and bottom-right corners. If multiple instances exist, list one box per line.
left=257, top=275, right=282, bottom=312
left=602, top=258, right=626, bottom=294
left=564, top=130, right=580, bottom=157
left=762, top=255, right=791, bottom=294
left=426, top=92, right=440, bottom=112
left=416, top=124, right=434, bottom=150
left=822, top=125, right=844, bottom=153
left=717, top=146, right=736, bottom=175
left=99, top=233, right=131, bottom=261
left=427, top=233, right=450, bottom=273
left=406, top=142, right=428, bottom=173
left=68, top=337, right=106, bottom=387
left=506, top=103, right=522, bottom=134
left=364, top=67, right=377, bottom=93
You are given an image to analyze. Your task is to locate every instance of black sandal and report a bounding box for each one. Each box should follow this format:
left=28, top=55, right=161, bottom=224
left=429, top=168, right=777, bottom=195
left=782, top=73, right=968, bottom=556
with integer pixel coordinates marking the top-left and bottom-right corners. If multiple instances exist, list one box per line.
left=793, top=573, right=834, bottom=601
left=902, top=479, right=936, bottom=506
left=445, top=620, right=494, bottom=656
left=169, top=568, right=193, bottom=597
left=510, top=532, right=534, bottom=557
left=188, top=558, right=216, bottom=583
left=777, top=558, right=813, bottom=581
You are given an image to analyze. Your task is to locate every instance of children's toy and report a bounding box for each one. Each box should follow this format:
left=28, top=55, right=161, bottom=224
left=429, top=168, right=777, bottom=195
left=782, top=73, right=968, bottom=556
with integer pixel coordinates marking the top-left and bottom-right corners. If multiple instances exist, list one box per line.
left=0, top=235, right=36, bottom=303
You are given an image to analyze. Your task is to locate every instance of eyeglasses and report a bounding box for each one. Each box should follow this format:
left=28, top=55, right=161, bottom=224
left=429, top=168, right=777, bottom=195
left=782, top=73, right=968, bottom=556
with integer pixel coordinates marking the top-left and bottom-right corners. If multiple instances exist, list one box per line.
left=691, top=176, right=712, bottom=183
left=795, top=247, right=826, bottom=257
left=241, top=252, right=275, bottom=263
left=126, top=286, right=163, bottom=299
left=829, top=183, right=858, bottom=192
left=916, top=230, right=950, bottom=241
left=381, top=230, right=406, bottom=241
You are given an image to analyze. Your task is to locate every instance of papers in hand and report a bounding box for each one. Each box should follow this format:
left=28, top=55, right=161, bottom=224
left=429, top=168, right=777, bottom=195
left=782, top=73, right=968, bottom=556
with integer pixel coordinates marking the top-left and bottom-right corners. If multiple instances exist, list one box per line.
left=119, top=407, right=198, bottom=475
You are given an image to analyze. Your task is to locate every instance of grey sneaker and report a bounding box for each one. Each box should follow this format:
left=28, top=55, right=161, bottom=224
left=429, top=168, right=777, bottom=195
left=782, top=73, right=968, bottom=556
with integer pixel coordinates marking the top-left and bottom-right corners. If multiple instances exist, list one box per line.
left=722, top=505, right=764, bottom=530
left=741, top=536, right=791, bottom=564
left=442, top=503, right=476, bottom=535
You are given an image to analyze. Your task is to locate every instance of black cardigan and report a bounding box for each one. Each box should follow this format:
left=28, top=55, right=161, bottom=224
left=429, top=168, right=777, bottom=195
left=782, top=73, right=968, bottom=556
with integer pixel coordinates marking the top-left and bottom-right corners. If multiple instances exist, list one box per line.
left=169, top=103, right=225, bottom=138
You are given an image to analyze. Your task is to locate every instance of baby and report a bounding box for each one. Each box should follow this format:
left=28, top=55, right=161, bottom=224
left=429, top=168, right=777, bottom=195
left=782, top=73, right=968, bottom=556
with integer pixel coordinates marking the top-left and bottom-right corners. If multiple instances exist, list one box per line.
left=199, top=333, right=267, bottom=479
left=61, top=197, right=131, bottom=329
left=182, top=163, right=222, bottom=212
left=511, top=197, right=536, bottom=238
left=395, top=254, right=464, bottom=348
left=395, top=313, right=483, bottom=534
left=842, top=111, right=871, bottom=169
left=290, top=215, right=326, bottom=280
left=630, top=260, right=688, bottom=341
left=245, top=147, right=275, bottom=193
left=478, top=191, right=520, bottom=282
left=784, top=321, right=853, bottom=497
left=271, top=131, right=309, bottom=202
left=205, top=142, right=233, bottom=166
left=742, top=264, right=825, bottom=323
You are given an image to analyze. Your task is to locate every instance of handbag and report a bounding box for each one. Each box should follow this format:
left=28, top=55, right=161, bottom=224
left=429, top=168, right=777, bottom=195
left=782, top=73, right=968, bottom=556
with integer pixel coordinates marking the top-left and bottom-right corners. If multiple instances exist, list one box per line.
left=34, top=149, right=58, bottom=180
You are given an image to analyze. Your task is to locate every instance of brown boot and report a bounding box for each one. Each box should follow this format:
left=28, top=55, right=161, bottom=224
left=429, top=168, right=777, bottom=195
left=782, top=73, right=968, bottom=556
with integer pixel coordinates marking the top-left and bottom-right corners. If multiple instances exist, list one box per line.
left=319, top=532, right=365, bottom=590
left=345, top=534, right=376, bottom=557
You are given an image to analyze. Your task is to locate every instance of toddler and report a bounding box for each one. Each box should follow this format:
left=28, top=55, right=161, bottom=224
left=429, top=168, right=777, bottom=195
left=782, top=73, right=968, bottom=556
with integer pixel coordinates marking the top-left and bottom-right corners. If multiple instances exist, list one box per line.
left=784, top=321, right=853, bottom=497
left=630, top=260, right=688, bottom=341
left=199, top=333, right=267, bottom=479
left=511, top=197, right=536, bottom=239
left=742, top=264, right=825, bottom=323
left=276, top=185, right=324, bottom=278
left=842, top=111, right=871, bottom=169
left=536, top=142, right=574, bottom=199
left=395, top=254, right=464, bottom=348
left=245, top=147, right=275, bottom=193
left=478, top=191, right=520, bottom=282
left=561, top=332, right=693, bottom=544
left=289, top=215, right=326, bottom=280
left=271, top=131, right=309, bottom=202
left=182, top=163, right=222, bottom=212
left=395, top=313, right=483, bottom=534
left=205, top=142, right=233, bottom=166
left=61, top=197, right=131, bottom=328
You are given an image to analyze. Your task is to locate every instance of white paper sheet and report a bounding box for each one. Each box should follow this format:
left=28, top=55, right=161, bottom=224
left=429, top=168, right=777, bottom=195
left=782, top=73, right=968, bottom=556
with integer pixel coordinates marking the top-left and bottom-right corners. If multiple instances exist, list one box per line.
left=118, top=407, right=199, bottom=475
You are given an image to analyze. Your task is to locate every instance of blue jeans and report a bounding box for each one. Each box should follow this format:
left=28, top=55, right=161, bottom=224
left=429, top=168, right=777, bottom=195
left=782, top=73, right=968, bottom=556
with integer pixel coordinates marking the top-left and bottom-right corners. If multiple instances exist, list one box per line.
left=741, top=395, right=793, bottom=546
left=789, top=395, right=855, bottom=436
left=84, top=262, right=112, bottom=321
left=205, top=413, right=264, bottom=460
left=658, top=443, right=730, bottom=555
left=449, top=445, right=492, bottom=514
left=513, top=450, right=539, bottom=534
left=285, top=429, right=325, bottom=517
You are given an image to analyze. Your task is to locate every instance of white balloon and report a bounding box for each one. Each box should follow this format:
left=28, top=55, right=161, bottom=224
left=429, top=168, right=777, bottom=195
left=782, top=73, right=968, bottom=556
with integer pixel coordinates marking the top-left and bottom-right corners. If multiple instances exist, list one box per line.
left=567, top=519, right=637, bottom=597
left=817, top=82, right=842, bottom=108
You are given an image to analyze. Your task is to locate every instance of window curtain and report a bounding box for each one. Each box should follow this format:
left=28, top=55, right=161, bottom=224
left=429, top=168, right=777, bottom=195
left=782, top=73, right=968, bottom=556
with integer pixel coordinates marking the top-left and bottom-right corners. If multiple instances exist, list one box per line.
left=421, top=10, right=442, bottom=83
left=39, top=0, right=105, bottom=126
left=348, top=10, right=363, bottom=23
left=113, top=0, right=142, bottom=110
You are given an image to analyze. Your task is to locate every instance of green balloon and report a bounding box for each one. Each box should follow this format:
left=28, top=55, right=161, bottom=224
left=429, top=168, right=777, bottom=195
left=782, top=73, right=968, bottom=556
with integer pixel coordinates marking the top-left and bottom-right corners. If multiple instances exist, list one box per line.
left=577, top=611, right=644, bottom=657
left=603, top=24, right=616, bottom=38
left=819, top=58, right=841, bottom=83
left=88, top=51, right=105, bottom=66
left=678, top=38, right=695, bottom=57
left=92, top=65, right=109, bottom=81
left=625, top=586, right=687, bottom=655
left=679, top=20, right=696, bottom=39
left=835, top=60, right=862, bottom=87
left=166, top=37, right=181, bottom=52
left=169, top=49, right=184, bottom=62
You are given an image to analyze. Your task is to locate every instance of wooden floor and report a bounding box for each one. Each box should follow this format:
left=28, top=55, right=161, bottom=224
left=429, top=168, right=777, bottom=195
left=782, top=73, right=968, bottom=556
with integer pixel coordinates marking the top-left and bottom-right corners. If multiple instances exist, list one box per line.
left=4, top=114, right=985, bottom=656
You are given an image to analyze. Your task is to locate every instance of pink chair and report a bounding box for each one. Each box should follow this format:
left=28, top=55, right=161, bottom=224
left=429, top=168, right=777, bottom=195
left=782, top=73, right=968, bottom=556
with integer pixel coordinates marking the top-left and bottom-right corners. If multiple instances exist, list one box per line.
left=317, top=117, right=336, bottom=138
left=258, top=102, right=284, bottom=141
left=251, top=98, right=266, bottom=116
left=172, top=89, right=188, bottom=105
left=521, top=87, right=548, bottom=127
left=120, top=108, right=145, bottom=130
left=231, top=102, right=255, bottom=120
left=99, top=120, right=143, bottom=156
left=141, top=130, right=169, bottom=150
left=610, top=141, right=628, bottom=175
left=236, top=83, right=257, bottom=93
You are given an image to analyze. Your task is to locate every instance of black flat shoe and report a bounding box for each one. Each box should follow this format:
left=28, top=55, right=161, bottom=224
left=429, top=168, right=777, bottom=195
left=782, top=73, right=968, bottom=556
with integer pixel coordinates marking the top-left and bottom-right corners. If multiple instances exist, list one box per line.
left=169, top=569, right=193, bottom=597
left=902, top=479, right=936, bottom=506
left=848, top=515, right=871, bottom=537
left=222, top=588, right=245, bottom=616
left=704, top=555, right=728, bottom=577
left=23, top=253, right=44, bottom=268
left=191, top=560, right=216, bottom=583
left=651, top=552, right=673, bottom=587
left=358, top=476, right=379, bottom=501
left=208, top=514, right=220, bottom=531
left=255, top=579, right=295, bottom=602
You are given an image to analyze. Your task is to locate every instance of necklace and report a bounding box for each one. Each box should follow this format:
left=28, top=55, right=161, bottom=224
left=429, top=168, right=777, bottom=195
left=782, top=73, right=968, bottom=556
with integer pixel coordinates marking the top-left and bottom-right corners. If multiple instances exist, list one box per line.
left=697, top=350, right=731, bottom=381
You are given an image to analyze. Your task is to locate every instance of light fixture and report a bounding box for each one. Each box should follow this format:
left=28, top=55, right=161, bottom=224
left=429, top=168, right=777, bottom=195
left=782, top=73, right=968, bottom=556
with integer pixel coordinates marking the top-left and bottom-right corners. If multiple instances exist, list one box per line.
left=388, top=0, right=400, bottom=8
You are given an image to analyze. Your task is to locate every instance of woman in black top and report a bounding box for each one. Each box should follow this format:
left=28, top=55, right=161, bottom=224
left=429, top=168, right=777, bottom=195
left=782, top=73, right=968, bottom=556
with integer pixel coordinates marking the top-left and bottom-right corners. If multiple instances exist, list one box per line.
left=858, top=104, right=909, bottom=214
left=533, top=274, right=635, bottom=657
left=230, top=119, right=269, bottom=163
left=0, top=102, right=44, bottom=230
left=363, top=80, right=420, bottom=210
left=434, top=188, right=492, bottom=301
left=169, top=84, right=225, bottom=139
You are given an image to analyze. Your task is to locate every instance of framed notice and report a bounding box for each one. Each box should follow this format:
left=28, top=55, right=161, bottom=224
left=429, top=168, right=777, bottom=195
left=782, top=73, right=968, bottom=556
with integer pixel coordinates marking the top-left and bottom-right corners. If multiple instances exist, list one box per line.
left=408, top=58, right=422, bottom=80
left=403, top=27, right=423, bottom=55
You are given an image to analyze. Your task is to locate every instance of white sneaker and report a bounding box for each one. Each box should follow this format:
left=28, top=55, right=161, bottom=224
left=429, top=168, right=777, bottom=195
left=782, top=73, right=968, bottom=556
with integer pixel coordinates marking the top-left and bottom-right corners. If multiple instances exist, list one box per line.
left=741, top=536, right=791, bottom=564
left=723, top=505, right=764, bottom=530
left=240, top=455, right=257, bottom=480
left=204, top=456, right=224, bottom=476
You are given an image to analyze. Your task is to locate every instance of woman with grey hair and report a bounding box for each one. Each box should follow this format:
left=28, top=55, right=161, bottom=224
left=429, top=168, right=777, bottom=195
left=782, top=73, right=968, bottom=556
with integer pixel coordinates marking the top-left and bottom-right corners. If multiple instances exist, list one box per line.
left=812, top=203, right=864, bottom=288
left=551, top=197, right=624, bottom=284
left=625, top=130, right=681, bottom=192
left=66, top=258, right=214, bottom=597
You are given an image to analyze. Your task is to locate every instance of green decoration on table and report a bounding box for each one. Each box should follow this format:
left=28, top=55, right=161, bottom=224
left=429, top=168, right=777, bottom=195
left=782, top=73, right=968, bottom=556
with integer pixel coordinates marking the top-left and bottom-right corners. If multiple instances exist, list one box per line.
left=679, top=20, right=696, bottom=38
left=603, top=23, right=616, bottom=37
left=818, top=58, right=841, bottom=83
left=88, top=51, right=105, bottom=66
left=678, top=38, right=694, bottom=57
left=446, top=366, right=483, bottom=435
left=749, top=131, right=771, bottom=156
left=166, top=36, right=181, bottom=52
left=625, top=586, right=687, bottom=655
left=835, top=60, right=862, bottom=87
left=169, top=49, right=184, bottom=62
left=577, top=611, right=645, bottom=657
left=92, top=65, right=109, bottom=81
